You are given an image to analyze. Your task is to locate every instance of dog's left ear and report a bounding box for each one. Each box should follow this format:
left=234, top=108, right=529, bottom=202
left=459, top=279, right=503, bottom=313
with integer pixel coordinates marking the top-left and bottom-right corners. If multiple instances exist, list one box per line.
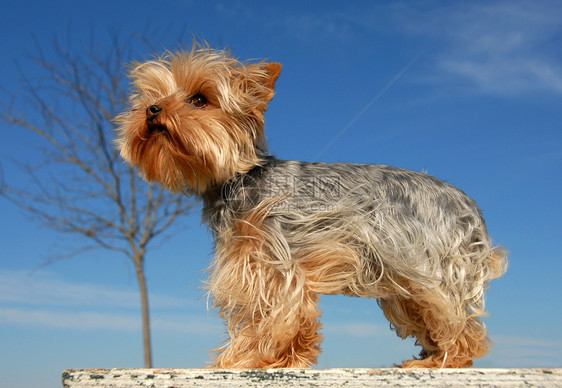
left=263, top=62, right=282, bottom=92
left=260, top=62, right=282, bottom=105
left=243, top=62, right=282, bottom=106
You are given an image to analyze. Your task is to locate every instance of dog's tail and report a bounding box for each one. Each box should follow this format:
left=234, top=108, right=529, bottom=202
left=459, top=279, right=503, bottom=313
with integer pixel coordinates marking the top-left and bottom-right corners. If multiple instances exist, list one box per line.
left=485, top=247, right=509, bottom=284
left=462, top=245, right=508, bottom=319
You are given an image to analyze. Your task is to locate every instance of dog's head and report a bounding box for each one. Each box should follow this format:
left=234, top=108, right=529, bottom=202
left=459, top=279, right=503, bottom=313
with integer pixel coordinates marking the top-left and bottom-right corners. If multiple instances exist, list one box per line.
left=116, top=45, right=281, bottom=194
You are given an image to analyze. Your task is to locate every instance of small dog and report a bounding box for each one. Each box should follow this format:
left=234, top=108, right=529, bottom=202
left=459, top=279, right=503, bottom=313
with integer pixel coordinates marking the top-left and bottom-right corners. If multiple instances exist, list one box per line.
left=116, top=45, right=507, bottom=368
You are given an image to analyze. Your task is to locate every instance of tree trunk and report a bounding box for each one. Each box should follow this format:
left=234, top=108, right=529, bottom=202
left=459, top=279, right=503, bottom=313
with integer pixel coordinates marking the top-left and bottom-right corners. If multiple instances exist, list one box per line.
left=135, top=260, right=153, bottom=368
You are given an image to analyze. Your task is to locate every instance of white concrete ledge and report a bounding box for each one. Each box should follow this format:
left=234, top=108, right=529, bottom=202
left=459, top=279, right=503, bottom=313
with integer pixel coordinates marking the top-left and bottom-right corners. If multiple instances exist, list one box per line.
left=62, top=368, right=562, bottom=387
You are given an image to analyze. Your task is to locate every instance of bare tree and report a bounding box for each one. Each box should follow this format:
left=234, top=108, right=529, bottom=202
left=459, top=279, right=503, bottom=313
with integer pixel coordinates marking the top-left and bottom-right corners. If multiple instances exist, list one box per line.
left=0, top=31, right=194, bottom=368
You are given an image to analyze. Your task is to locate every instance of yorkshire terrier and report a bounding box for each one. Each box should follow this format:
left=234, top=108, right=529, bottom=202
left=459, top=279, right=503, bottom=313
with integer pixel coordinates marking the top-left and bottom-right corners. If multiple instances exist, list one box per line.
left=116, top=45, right=507, bottom=369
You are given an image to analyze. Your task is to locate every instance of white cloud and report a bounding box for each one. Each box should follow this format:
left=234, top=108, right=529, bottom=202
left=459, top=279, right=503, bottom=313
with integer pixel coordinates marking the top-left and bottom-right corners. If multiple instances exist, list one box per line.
left=0, top=307, right=140, bottom=331
left=300, top=1, right=562, bottom=97
left=0, top=306, right=220, bottom=333
left=410, top=1, right=562, bottom=96
left=491, top=335, right=562, bottom=367
left=211, top=1, right=562, bottom=97
left=0, top=269, right=195, bottom=310
left=0, top=269, right=218, bottom=332
left=0, top=269, right=138, bottom=308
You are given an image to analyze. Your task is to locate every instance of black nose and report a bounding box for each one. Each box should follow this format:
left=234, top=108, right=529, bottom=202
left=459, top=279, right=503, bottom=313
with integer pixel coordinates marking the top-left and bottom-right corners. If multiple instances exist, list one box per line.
left=146, top=105, right=163, bottom=120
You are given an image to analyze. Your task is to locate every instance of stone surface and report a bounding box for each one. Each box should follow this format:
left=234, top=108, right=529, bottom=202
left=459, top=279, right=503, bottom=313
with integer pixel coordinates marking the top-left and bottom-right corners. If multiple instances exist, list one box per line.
left=62, top=368, right=562, bottom=387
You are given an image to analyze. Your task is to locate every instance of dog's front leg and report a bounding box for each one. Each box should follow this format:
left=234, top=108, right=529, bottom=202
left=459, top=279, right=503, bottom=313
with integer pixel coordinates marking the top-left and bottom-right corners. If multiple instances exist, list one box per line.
left=207, top=207, right=323, bottom=368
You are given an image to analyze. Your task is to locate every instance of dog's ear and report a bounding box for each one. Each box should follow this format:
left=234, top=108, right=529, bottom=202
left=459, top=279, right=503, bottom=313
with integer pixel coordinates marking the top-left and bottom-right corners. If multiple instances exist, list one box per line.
left=263, top=63, right=282, bottom=92
left=242, top=62, right=282, bottom=106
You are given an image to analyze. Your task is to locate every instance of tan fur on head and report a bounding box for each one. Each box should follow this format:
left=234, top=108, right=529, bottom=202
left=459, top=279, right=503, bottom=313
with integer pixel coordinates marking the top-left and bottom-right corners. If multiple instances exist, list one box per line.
left=115, top=46, right=282, bottom=194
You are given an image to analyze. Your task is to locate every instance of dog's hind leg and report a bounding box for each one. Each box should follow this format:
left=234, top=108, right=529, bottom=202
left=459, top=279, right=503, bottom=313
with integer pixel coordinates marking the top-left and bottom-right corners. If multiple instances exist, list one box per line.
left=379, top=282, right=491, bottom=368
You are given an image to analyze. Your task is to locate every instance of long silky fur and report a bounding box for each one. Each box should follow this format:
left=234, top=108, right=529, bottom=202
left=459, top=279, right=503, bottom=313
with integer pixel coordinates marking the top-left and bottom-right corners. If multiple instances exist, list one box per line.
left=116, top=45, right=507, bottom=368
left=203, top=158, right=507, bottom=367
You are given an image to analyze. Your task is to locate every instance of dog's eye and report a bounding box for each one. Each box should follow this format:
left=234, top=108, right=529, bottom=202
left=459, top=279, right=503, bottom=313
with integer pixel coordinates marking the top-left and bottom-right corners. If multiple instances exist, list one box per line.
left=188, top=94, right=207, bottom=108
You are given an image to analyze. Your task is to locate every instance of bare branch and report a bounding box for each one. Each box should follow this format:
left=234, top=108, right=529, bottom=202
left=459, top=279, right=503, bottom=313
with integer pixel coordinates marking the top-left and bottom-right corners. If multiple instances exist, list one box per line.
left=1, top=28, right=197, bottom=264
left=1, top=28, right=195, bottom=368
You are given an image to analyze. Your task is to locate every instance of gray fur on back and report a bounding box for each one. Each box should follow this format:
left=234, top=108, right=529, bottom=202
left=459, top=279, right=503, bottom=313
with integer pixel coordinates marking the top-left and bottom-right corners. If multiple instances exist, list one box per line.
left=202, top=156, right=492, bottom=297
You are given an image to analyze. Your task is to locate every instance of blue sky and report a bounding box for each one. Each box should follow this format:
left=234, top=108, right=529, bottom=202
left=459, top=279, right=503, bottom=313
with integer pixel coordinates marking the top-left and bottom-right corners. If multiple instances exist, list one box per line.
left=1, top=1, right=561, bottom=387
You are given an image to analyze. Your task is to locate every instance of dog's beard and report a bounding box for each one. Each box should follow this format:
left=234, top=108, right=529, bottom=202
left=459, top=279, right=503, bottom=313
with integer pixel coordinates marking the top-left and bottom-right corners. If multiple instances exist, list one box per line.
left=119, top=111, right=264, bottom=194
left=123, top=119, right=210, bottom=193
